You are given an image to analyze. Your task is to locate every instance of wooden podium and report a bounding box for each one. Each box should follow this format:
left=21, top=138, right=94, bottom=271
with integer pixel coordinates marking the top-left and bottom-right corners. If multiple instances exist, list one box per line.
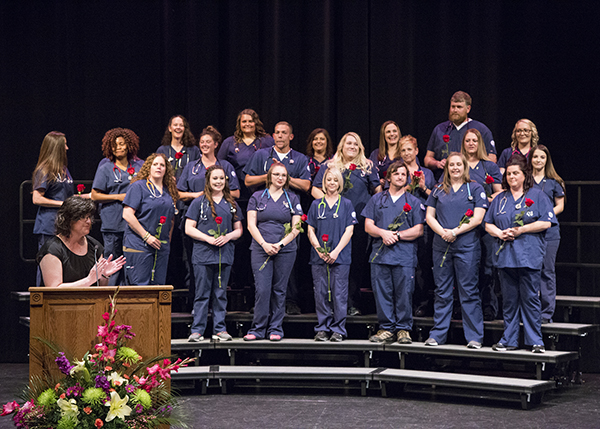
left=29, top=286, right=172, bottom=379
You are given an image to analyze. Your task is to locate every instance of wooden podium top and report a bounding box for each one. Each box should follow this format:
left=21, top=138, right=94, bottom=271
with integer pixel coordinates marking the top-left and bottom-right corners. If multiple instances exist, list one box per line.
left=28, top=285, right=174, bottom=293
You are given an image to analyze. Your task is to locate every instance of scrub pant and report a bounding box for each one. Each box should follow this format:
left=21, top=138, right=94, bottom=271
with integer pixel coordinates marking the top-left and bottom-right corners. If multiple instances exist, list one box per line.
left=540, top=239, right=559, bottom=321
left=36, top=234, right=53, bottom=286
left=312, top=263, right=350, bottom=336
left=190, top=264, right=231, bottom=336
left=124, top=247, right=169, bottom=286
left=430, top=247, right=484, bottom=344
left=479, top=232, right=499, bottom=317
left=498, top=267, right=544, bottom=347
left=102, top=232, right=125, bottom=286
left=371, top=264, right=415, bottom=332
left=248, top=249, right=297, bottom=338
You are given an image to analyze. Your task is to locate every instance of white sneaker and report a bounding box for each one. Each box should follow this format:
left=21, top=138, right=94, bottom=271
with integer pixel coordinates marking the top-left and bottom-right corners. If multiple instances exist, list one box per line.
left=212, top=331, right=233, bottom=341
left=188, top=333, right=204, bottom=342
left=467, top=340, right=482, bottom=349
left=424, top=337, right=438, bottom=346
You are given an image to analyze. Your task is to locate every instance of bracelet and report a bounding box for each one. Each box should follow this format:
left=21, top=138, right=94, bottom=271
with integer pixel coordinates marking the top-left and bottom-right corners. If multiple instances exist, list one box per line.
left=260, top=241, right=266, bottom=246
left=101, top=274, right=109, bottom=279
left=143, top=231, right=150, bottom=242
left=451, top=230, right=456, bottom=237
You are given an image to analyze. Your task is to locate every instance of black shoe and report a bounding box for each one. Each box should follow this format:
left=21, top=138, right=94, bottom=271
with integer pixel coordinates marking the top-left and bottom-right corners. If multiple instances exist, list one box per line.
left=483, top=308, right=496, bottom=321
left=330, top=333, right=343, bottom=342
left=492, top=342, right=518, bottom=351
left=314, top=331, right=329, bottom=342
left=532, top=345, right=545, bottom=353
left=286, top=302, right=301, bottom=315
left=347, top=307, right=361, bottom=316
left=541, top=318, right=552, bottom=324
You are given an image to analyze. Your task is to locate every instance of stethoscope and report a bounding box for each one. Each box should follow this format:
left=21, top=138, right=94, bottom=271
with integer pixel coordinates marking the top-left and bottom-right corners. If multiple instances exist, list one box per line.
left=497, top=191, right=527, bottom=215
left=378, top=190, right=407, bottom=209
left=146, top=180, right=162, bottom=199
left=198, top=195, right=236, bottom=221
left=191, top=156, right=222, bottom=176
left=112, top=162, right=133, bottom=183
left=431, top=181, right=472, bottom=201
left=234, top=136, right=268, bottom=153
left=308, top=156, right=331, bottom=174
left=317, top=195, right=341, bottom=219
left=255, top=188, right=294, bottom=214
left=263, top=147, right=295, bottom=172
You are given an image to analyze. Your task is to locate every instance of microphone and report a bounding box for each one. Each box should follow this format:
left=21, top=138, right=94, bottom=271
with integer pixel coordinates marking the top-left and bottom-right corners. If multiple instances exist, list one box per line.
left=94, top=245, right=99, bottom=287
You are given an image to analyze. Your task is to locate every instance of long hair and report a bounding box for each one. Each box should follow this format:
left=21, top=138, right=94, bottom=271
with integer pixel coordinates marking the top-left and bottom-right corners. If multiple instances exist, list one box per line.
left=528, top=144, right=566, bottom=195
left=55, top=196, right=96, bottom=238
left=101, top=128, right=140, bottom=162
left=265, top=163, right=291, bottom=190
left=440, top=152, right=471, bottom=194
left=461, top=128, right=490, bottom=161
left=32, top=131, right=68, bottom=188
left=329, top=132, right=373, bottom=174
left=510, top=118, right=539, bottom=150
left=203, top=165, right=238, bottom=221
left=233, top=109, right=267, bottom=145
left=501, top=153, right=534, bottom=193
left=131, top=153, right=179, bottom=202
left=377, top=120, right=402, bottom=162
left=160, top=115, right=196, bottom=147
left=305, top=128, right=334, bottom=158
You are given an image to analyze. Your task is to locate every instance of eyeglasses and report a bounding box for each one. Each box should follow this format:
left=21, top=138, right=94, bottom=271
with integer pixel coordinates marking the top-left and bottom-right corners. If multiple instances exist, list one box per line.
left=516, top=129, right=532, bottom=135
left=272, top=173, right=287, bottom=178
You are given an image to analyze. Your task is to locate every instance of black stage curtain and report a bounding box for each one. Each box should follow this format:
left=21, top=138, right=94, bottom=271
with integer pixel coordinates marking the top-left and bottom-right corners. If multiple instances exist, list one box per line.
left=1, top=1, right=599, bottom=362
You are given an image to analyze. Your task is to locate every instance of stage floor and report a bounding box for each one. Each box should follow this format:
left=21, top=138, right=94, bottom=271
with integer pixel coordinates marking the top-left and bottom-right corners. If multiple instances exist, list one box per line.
left=1, top=364, right=599, bottom=428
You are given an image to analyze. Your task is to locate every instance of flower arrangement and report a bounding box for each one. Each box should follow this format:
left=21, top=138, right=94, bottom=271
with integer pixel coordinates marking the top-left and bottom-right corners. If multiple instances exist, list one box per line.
left=496, top=198, right=534, bottom=255
left=208, top=216, right=226, bottom=287
left=342, top=164, right=357, bottom=194
left=1, top=289, right=192, bottom=428
left=151, top=216, right=168, bottom=282
left=440, top=209, right=474, bottom=267
left=371, top=203, right=412, bottom=262
left=259, top=214, right=307, bottom=271
left=315, top=234, right=332, bottom=301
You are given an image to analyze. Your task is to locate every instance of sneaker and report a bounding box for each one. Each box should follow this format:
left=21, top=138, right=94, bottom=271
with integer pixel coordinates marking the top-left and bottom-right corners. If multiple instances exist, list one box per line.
left=467, top=340, right=482, bottom=349
left=492, top=343, right=518, bottom=351
left=532, top=345, right=545, bottom=353
left=314, top=331, right=330, bottom=342
left=483, top=307, right=496, bottom=321
left=369, top=330, right=395, bottom=343
left=243, top=334, right=258, bottom=341
left=188, top=333, right=204, bottom=342
left=330, top=333, right=343, bottom=342
left=212, top=331, right=232, bottom=341
left=397, top=330, right=412, bottom=344
left=286, top=302, right=301, bottom=315
left=348, top=306, right=362, bottom=316
left=541, top=318, right=552, bottom=324
left=424, top=337, right=438, bottom=346
left=269, top=334, right=282, bottom=341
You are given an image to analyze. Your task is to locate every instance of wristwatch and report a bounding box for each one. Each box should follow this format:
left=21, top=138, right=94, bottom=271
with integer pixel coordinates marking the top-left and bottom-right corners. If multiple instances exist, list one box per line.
left=279, top=242, right=285, bottom=249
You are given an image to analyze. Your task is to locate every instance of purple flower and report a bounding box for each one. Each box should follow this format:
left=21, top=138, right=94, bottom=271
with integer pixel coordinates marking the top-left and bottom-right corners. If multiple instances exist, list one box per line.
left=125, top=384, right=136, bottom=393
left=95, top=374, right=110, bottom=390
left=55, top=352, right=74, bottom=375
left=135, top=403, right=144, bottom=413
left=66, top=384, right=84, bottom=397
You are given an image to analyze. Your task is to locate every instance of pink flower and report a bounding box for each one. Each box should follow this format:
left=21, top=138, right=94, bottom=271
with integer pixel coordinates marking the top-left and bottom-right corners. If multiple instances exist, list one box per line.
left=0, top=401, right=19, bottom=416
left=147, top=364, right=160, bottom=375
left=97, top=325, right=109, bottom=338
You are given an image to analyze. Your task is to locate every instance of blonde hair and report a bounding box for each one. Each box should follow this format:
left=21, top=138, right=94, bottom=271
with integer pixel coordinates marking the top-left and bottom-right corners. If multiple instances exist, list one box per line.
left=321, top=167, right=344, bottom=194
left=439, top=152, right=471, bottom=194
left=328, top=132, right=373, bottom=174
left=461, top=128, right=490, bottom=161
left=510, top=119, right=539, bottom=150
left=32, top=131, right=68, bottom=188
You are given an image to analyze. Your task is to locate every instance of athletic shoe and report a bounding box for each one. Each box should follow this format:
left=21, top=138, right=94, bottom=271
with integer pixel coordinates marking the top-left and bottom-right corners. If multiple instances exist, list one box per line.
left=330, top=333, right=343, bottom=342
left=467, top=340, right=482, bottom=349
left=397, top=330, right=412, bottom=344
left=212, top=331, right=232, bottom=341
left=314, top=331, right=330, bottom=342
left=424, top=337, right=438, bottom=346
left=369, top=330, right=395, bottom=343
left=532, top=345, right=545, bottom=353
left=492, top=343, right=518, bottom=351
left=188, top=333, right=204, bottom=342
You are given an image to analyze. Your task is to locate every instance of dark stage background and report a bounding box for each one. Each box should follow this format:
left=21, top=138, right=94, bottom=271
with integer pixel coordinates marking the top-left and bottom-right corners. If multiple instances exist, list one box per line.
left=1, top=1, right=599, bottom=364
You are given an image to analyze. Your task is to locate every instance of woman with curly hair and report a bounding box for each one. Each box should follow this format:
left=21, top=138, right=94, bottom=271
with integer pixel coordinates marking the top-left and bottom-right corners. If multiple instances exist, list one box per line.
left=217, top=109, right=274, bottom=203
left=305, top=128, right=334, bottom=182
left=497, top=119, right=539, bottom=173
left=312, top=132, right=381, bottom=316
left=122, top=153, right=179, bottom=285
left=369, top=120, right=402, bottom=187
left=32, top=131, right=77, bottom=285
left=37, top=196, right=126, bottom=287
left=185, top=165, right=243, bottom=342
left=91, top=128, right=143, bottom=285
left=157, top=115, right=199, bottom=180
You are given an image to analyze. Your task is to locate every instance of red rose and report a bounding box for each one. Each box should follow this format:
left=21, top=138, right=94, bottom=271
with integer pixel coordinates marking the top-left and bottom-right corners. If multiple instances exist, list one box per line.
left=77, top=184, right=85, bottom=193
left=127, top=167, right=135, bottom=175
left=403, top=203, right=412, bottom=212
left=413, top=170, right=423, bottom=178
left=349, top=164, right=357, bottom=171
left=315, top=165, right=320, bottom=173
left=382, top=171, right=387, bottom=178
left=159, top=216, right=167, bottom=224
left=465, top=209, right=474, bottom=217
left=175, top=152, right=183, bottom=159
left=442, top=134, right=450, bottom=143
left=322, top=234, right=329, bottom=243
left=301, top=214, right=308, bottom=222
left=485, top=175, right=494, bottom=184
left=95, top=418, right=104, bottom=428
left=215, top=216, right=223, bottom=225
left=525, top=198, right=534, bottom=207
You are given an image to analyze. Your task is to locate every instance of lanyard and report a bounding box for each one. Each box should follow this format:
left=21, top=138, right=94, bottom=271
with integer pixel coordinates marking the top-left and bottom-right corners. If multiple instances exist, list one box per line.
left=264, top=147, right=294, bottom=172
